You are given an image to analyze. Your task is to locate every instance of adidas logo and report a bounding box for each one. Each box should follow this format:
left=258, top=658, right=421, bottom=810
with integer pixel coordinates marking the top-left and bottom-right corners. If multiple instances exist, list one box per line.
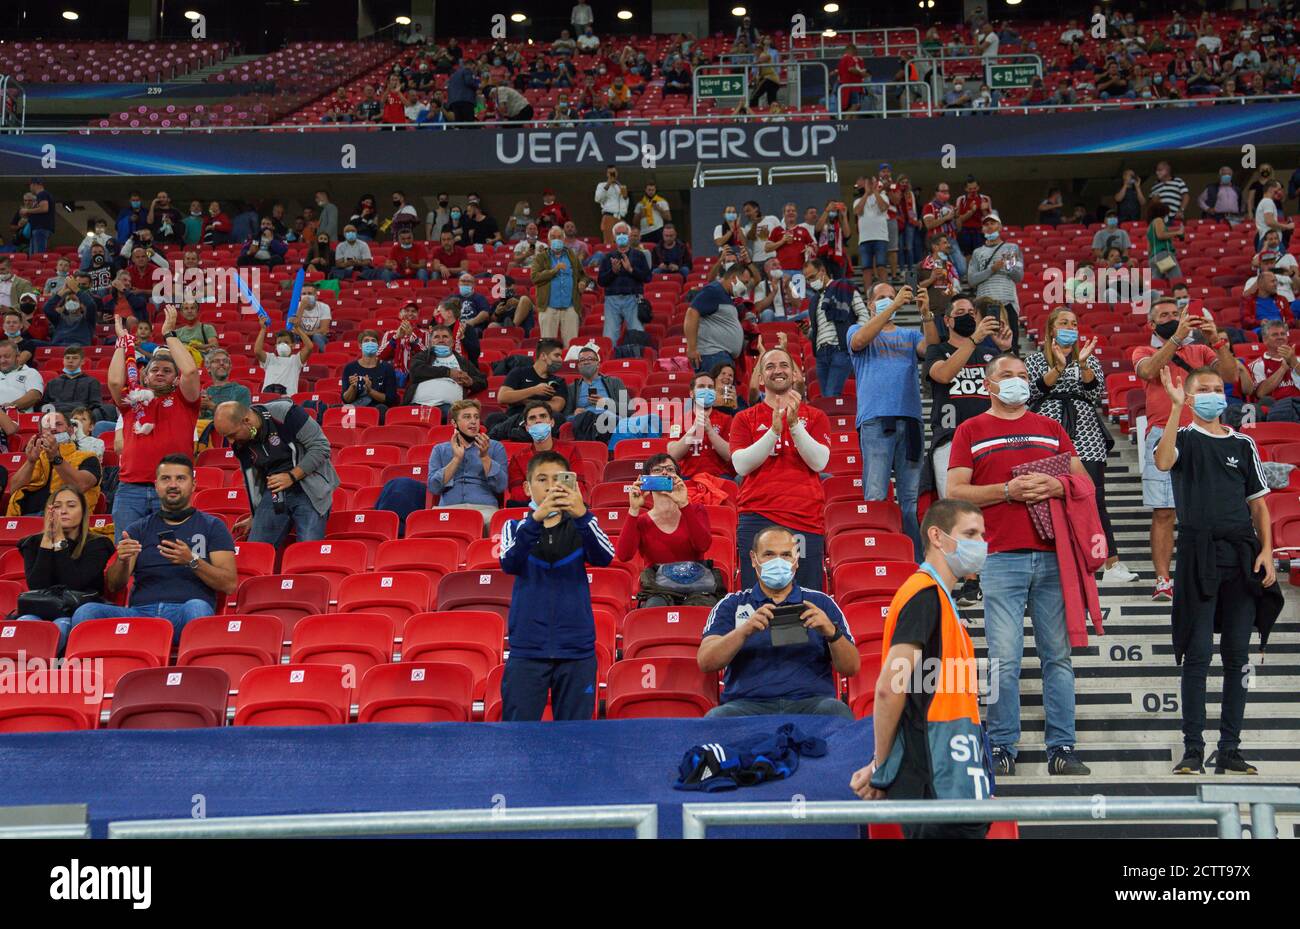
left=1226, top=456, right=1239, bottom=467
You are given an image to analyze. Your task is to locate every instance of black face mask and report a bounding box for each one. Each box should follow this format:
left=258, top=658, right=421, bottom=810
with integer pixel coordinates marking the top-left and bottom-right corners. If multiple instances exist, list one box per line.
left=951, top=314, right=978, bottom=338
left=1155, top=319, right=1180, bottom=341
left=852, top=186, right=865, bottom=198
left=161, top=504, right=195, bottom=522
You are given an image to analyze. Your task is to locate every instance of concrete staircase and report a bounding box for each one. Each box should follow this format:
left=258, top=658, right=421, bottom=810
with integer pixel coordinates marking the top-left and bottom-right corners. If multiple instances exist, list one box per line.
left=900, top=302, right=1300, bottom=837
left=169, top=54, right=265, bottom=84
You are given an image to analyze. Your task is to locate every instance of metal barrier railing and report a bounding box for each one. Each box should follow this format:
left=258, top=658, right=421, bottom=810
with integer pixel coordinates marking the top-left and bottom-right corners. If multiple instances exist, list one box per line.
left=0, top=823, right=90, bottom=839
left=835, top=80, right=933, bottom=118
left=1197, top=785, right=1300, bottom=840
left=681, top=797, right=1245, bottom=839
left=816, top=28, right=921, bottom=58
left=108, top=804, right=658, bottom=839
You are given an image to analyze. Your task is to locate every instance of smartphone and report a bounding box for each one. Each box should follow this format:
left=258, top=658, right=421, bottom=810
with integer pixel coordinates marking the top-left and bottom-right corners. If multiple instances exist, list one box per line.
left=979, top=305, right=1002, bottom=320
left=639, top=475, right=673, bottom=492
left=769, top=603, right=808, bottom=647
left=157, top=530, right=176, bottom=545
left=554, top=471, right=578, bottom=494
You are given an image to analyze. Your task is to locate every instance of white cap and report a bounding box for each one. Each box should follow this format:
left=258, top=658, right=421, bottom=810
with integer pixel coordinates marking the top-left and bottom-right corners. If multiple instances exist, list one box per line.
left=983, top=211, right=1002, bottom=224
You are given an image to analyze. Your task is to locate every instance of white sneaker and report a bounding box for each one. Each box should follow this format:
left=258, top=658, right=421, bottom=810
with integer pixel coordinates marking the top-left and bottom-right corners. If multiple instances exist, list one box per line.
left=1102, top=562, right=1139, bottom=584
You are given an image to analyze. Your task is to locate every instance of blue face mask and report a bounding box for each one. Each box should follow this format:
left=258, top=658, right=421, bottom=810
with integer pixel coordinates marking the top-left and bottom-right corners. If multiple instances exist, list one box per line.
left=694, top=388, right=716, bottom=408
left=527, top=422, right=552, bottom=443
left=450, top=211, right=461, bottom=221
left=724, top=211, right=737, bottom=222
left=996, top=376, right=1031, bottom=406
left=1055, top=329, right=1079, bottom=347
left=940, top=530, right=988, bottom=577
left=1192, top=392, right=1228, bottom=420
left=615, top=233, right=630, bottom=247
left=1106, top=216, right=1118, bottom=226
left=433, top=344, right=452, bottom=357
left=1220, top=175, right=1232, bottom=185
left=63, top=367, right=80, bottom=377
left=361, top=341, right=379, bottom=356
left=984, top=231, right=1000, bottom=242
left=344, top=231, right=357, bottom=242
left=873, top=296, right=893, bottom=314
left=459, top=284, right=473, bottom=296
left=758, top=557, right=795, bottom=590
left=549, top=239, right=564, bottom=252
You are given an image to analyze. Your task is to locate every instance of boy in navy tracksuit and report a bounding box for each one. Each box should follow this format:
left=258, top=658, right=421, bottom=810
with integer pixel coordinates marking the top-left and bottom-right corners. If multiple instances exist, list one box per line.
left=499, top=450, right=616, bottom=720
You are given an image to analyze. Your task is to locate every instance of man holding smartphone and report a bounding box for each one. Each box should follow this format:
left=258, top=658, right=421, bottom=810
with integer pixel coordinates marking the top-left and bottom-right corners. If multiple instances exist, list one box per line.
left=699, top=525, right=858, bottom=717
left=427, top=399, right=509, bottom=525
left=498, top=451, right=616, bottom=721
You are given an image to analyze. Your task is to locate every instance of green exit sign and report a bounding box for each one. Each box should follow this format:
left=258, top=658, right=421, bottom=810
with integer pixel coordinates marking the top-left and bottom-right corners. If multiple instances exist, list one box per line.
left=697, top=74, right=746, bottom=98
left=987, top=63, right=1039, bottom=89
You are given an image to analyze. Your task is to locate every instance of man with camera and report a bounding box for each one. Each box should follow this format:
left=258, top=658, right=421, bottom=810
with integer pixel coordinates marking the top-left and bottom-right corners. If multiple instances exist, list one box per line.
left=69, top=454, right=237, bottom=643
left=699, top=525, right=858, bottom=718
left=212, top=399, right=340, bottom=545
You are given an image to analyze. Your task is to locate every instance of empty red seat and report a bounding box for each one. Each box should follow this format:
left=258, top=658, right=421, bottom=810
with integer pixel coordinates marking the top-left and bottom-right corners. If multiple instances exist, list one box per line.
left=357, top=661, right=474, bottom=723
left=107, top=666, right=230, bottom=729
left=605, top=657, right=718, bottom=719
left=361, top=424, right=428, bottom=447
left=621, top=605, right=712, bottom=658
left=0, top=618, right=59, bottom=663
left=233, top=664, right=351, bottom=727
left=0, top=668, right=101, bottom=732
left=373, top=538, right=460, bottom=590
left=400, top=611, right=504, bottom=700
left=846, top=647, right=884, bottom=718
left=325, top=510, right=400, bottom=567
left=827, top=531, right=916, bottom=569
left=0, top=516, right=43, bottom=555
left=64, top=616, right=173, bottom=696
left=233, top=540, right=277, bottom=591
left=192, top=486, right=250, bottom=517
left=832, top=561, right=918, bottom=607
left=289, top=612, right=396, bottom=682
left=335, top=571, right=433, bottom=626
left=176, top=614, right=284, bottom=686
left=279, top=539, right=368, bottom=601
left=464, top=537, right=500, bottom=570
left=824, top=500, right=903, bottom=535
left=233, top=574, right=331, bottom=639
left=435, top=570, right=515, bottom=621
left=843, top=599, right=892, bottom=644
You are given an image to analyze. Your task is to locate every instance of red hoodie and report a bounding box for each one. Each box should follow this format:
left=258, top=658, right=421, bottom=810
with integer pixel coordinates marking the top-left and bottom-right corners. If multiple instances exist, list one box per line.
left=1048, top=473, right=1107, bottom=647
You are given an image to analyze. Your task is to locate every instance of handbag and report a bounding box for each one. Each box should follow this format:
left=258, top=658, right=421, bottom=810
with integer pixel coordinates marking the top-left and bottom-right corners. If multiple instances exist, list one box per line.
left=16, top=586, right=100, bottom=622
left=1153, top=249, right=1178, bottom=274
left=1010, top=452, right=1073, bottom=542
left=652, top=561, right=718, bottom=594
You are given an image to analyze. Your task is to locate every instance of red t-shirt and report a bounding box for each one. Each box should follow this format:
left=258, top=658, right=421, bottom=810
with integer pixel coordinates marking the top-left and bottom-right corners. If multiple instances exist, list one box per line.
left=921, top=200, right=958, bottom=238
left=1131, top=343, right=1218, bottom=435
left=128, top=263, right=158, bottom=293
left=676, top=414, right=734, bottom=480
left=769, top=224, right=814, bottom=271
left=729, top=402, right=831, bottom=533
left=613, top=503, right=712, bottom=566
left=955, top=193, right=992, bottom=231
left=1250, top=354, right=1300, bottom=402
left=118, top=390, right=201, bottom=484
left=506, top=441, right=581, bottom=503
left=431, top=245, right=468, bottom=272
left=947, top=411, right=1078, bottom=553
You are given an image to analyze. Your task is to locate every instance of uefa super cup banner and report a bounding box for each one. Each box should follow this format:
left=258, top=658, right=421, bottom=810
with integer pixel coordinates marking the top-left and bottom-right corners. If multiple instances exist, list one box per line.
left=3, top=100, right=1300, bottom=177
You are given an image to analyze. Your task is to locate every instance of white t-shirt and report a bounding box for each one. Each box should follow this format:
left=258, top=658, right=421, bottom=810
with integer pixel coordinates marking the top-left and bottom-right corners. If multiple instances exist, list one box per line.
left=1273, top=254, right=1299, bottom=301
left=981, top=31, right=1000, bottom=58
left=1256, top=197, right=1280, bottom=240
left=1247, top=265, right=1297, bottom=302
left=743, top=215, right=781, bottom=262
left=0, top=279, right=13, bottom=308
left=513, top=239, right=544, bottom=264
left=297, top=300, right=332, bottom=335
left=855, top=191, right=890, bottom=243
left=262, top=354, right=303, bottom=395
left=1196, top=35, right=1222, bottom=54
left=1060, top=28, right=1083, bottom=44
left=412, top=353, right=464, bottom=407
left=0, top=364, right=43, bottom=407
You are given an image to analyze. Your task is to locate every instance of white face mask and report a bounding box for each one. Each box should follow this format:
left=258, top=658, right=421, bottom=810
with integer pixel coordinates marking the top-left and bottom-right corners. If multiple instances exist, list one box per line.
left=276, top=343, right=292, bottom=357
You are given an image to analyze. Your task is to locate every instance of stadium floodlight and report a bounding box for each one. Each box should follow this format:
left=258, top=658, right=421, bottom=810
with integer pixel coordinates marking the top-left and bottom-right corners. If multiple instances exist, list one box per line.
left=184, top=10, right=202, bottom=20
left=395, top=15, right=412, bottom=25
left=61, top=9, right=79, bottom=20
left=731, top=7, right=747, bottom=16
left=510, top=13, right=527, bottom=22
left=616, top=9, right=633, bottom=20
left=1006, top=0, right=1022, bottom=5
left=823, top=2, right=840, bottom=11
left=823, top=29, right=837, bottom=37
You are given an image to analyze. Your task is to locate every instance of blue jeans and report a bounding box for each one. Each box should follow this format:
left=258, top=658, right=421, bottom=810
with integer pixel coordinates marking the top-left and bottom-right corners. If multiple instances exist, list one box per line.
left=900, top=224, right=924, bottom=270
left=69, top=599, right=216, bottom=646
left=815, top=345, right=852, bottom=398
left=111, top=482, right=159, bottom=542
left=946, top=238, right=967, bottom=279
left=758, top=309, right=809, bottom=323
left=248, top=486, right=328, bottom=546
left=706, top=696, right=854, bottom=718
left=602, top=293, right=642, bottom=343
left=696, top=350, right=734, bottom=374
left=858, top=417, right=922, bottom=558
left=309, top=334, right=328, bottom=353
left=981, top=550, right=1076, bottom=757
left=29, top=229, right=52, bottom=255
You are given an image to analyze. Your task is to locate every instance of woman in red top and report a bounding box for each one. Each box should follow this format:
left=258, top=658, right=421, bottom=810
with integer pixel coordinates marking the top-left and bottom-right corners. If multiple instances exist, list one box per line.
left=616, top=454, right=715, bottom=606
left=201, top=200, right=231, bottom=246
left=381, top=78, right=409, bottom=126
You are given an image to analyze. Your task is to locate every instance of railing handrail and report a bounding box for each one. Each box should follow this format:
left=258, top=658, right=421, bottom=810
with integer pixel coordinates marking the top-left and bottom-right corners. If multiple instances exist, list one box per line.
left=815, top=27, right=922, bottom=58
left=108, top=803, right=658, bottom=839
left=682, top=797, right=1244, bottom=839
left=0, top=823, right=90, bottom=839
left=835, top=80, right=933, bottom=119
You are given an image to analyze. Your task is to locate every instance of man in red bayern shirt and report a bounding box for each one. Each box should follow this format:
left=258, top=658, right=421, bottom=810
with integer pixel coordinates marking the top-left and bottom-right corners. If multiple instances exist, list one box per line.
left=946, top=352, right=1093, bottom=778
left=107, top=304, right=202, bottom=540
left=729, top=347, right=832, bottom=589
left=767, top=202, right=815, bottom=294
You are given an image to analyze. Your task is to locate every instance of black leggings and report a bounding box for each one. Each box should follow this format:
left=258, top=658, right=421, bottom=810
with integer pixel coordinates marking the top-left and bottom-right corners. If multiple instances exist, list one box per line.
left=750, top=78, right=780, bottom=107
left=1082, top=458, right=1118, bottom=559
left=1179, top=561, right=1256, bottom=753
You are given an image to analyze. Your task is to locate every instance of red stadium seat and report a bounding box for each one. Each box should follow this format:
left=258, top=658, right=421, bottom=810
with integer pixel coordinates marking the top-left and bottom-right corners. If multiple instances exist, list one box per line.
left=0, top=619, right=60, bottom=663
left=605, top=657, right=719, bottom=719
left=584, top=566, right=635, bottom=619
left=487, top=507, right=531, bottom=540
left=362, top=424, right=428, bottom=447
left=233, top=664, right=351, bottom=727
left=233, top=574, right=331, bottom=639
left=0, top=547, right=24, bottom=584
left=0, top=517, right=44, bottom=555
left=406, top=507, right=486, bottom=556
left=380, top=462, right=428, bottom=484
left=827, top=532, right=916, bottom=569
left=483, top=663, right=506, bottom=722
left=832, top=561, right=919, bottom=607
left=357, top=661, right=475, bottom=723
left=464, top=537, right=500, bottom=570
left=176, top=614, right=284, bottom=686
left=192, top=487, right=250, bottom=517
left=336, top=444, right=404, bottom=474
left=374, top=538, right=460, bottom=590
left=384, top=405, right=442, bottom=429
left=824, top=500, right=903, bottom=535
left=64, top=616, right=173, bottom=696
left=868, top=820, right=1019, bottom=839
left=324, top=509, right=400, bottom=566
left=822, top=475, right=867, bottom=503
left=846, top=646, right=884, bottom=718
left=197, top=447, right=241, bottom=469
left=289, top=612, right=397, bottom=680
left=233, top=541, right=277, bottom=590
left=279, top=539, right=368, bottom=601
left=322, top=405, right=381, bottom=430
left=106, top=666, right=230, bottom=730
left=400, top=611, right=505, bottom=700
left=621, top=605, right=712, bottom=658
left=435, top=570, right=515, bottom=621
left=0, top=669, right=101, bottom=732
left=613, top=438, right=669, bottom=460
left=335, top=571, right=433, bottom=626
left=843, top=599, right=892, bottom=644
